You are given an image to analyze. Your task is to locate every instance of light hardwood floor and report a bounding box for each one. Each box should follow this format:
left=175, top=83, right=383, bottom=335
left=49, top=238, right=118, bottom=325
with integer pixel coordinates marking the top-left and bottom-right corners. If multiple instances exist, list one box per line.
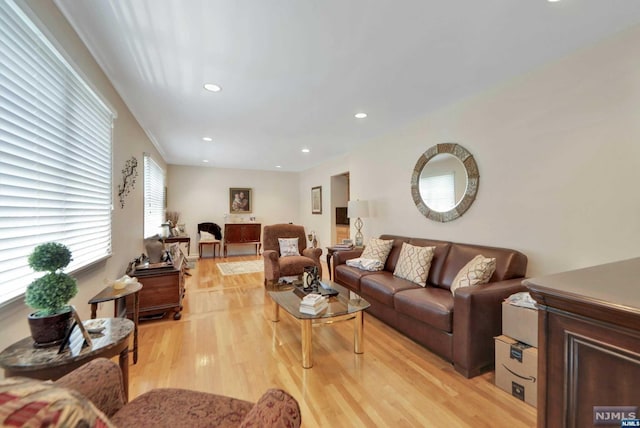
left=128, top=255, right=536, bottom=427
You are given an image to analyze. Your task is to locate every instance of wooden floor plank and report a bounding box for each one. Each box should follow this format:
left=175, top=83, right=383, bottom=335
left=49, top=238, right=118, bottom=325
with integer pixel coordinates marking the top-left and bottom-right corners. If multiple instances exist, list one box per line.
left=127, top=255, right=536, bottom=427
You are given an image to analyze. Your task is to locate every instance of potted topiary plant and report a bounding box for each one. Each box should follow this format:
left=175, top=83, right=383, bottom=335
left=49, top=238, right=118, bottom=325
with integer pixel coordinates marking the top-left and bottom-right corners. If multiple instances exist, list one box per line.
left=25, top=242, right=78, bottom=347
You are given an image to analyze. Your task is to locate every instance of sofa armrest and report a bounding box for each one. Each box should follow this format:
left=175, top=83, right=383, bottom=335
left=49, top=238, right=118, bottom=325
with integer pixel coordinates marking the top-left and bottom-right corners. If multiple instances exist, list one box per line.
left=452, top=278, right=527, bottom=378
left=263, top=250, right=280, bottom=283
left=239, top=388, right=301, bottom=428
left=301, top=247, right=322, bottom=262
left=54, top=358, right=126, bottom=418
left=333, top=249, right=364, bottom=266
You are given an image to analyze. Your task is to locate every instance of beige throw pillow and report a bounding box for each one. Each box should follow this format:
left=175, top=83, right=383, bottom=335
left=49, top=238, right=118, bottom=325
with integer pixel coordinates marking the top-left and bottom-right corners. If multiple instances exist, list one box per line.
left=450, top=255, right=497, bottom=295
left=393, top=243, right=435, bottom=286
left=360, top=238, right=394, bottom=266
left=278, top=238, right=300, bottom=257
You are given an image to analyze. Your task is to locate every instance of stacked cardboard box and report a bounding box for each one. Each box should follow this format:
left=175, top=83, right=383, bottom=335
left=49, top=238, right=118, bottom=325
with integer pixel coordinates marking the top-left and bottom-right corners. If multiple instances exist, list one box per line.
left=495, top=293, right=539, bottom=407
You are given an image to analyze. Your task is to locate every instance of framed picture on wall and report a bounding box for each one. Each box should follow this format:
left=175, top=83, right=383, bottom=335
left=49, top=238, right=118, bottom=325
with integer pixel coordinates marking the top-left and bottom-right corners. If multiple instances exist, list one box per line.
left=311, top=186, right=322, bottom=214
left=229, top=188, right=252, bottom=213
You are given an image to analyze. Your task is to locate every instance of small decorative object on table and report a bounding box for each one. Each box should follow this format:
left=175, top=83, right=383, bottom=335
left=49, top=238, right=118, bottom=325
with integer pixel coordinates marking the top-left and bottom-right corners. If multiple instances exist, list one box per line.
left=299, top=293, right=328, bottom=315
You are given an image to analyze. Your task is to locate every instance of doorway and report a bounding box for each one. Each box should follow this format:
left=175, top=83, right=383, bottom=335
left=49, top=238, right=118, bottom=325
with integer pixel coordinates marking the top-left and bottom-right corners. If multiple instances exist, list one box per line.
left=330, top=172, right=350, bottom=245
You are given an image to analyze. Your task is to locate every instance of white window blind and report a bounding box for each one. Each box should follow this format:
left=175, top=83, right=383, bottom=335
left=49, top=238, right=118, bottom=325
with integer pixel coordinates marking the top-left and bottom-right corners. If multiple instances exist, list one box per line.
left=419, top=173, right=456, bottom=212
left=143, top=154, right=165, bottom=238
left=0, top=0, right=114, bottom=305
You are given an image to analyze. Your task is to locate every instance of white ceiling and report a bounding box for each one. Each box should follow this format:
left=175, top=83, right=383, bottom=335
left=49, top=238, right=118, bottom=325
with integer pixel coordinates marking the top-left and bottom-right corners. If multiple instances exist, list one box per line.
left=54, top=0, right=640, bottom=172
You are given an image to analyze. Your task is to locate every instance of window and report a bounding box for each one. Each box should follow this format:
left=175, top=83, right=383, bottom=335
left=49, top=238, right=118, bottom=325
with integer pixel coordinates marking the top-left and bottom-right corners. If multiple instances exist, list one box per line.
left=143, top=154, right=165, bottom=238
left=0, top=0, right=115, bottom=305
left=419, top=173, right=456, bottom=212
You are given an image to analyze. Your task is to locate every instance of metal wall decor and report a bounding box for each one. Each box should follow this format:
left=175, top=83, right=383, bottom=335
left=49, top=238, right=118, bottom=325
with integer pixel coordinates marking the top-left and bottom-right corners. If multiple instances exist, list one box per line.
left=118, top=156, right=138, bottom=208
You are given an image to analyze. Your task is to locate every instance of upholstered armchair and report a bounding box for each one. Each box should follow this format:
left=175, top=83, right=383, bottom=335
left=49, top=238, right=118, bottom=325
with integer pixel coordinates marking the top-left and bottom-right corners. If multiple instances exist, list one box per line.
left=0, top=358, right=301, bottom=427
left=263, top=224, right=322, bottom=285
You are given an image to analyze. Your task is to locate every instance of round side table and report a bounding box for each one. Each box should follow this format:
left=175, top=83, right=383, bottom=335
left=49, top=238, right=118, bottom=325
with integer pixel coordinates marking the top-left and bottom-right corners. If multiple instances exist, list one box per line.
left=0, top=317, right=134, bottom=400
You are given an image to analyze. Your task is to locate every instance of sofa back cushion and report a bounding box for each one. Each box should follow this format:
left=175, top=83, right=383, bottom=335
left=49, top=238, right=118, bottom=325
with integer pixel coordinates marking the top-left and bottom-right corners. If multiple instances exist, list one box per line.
left=379, top=235, right=451, bottom=286
left=439, top=243, right=527, bottom=290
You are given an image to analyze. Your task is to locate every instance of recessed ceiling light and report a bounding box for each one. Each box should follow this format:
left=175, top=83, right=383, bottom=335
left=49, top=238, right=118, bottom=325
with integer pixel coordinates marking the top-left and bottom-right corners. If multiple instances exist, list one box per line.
left=355, top=112, right=367, bottom=119
left=203, top=83, right=221, bottom=92
left=275, top=165, right=282, bottom=168
left=202, top=159, right=209, bottom=163
left=547, top=0, right=560, bottom=2
left=301, top=148, right=310, bottom=153
left=202, top=137, right=213, bottom=142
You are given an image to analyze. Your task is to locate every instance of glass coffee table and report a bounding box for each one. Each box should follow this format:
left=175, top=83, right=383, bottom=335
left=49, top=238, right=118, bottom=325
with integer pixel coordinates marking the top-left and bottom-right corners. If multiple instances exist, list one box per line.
left=267, top=281, right=370, bottom=368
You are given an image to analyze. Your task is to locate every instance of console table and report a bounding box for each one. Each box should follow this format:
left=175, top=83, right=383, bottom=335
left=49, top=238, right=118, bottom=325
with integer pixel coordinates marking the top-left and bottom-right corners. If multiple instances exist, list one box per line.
left=224, top=223, right=261, bottom=257
left=525, top=258, right=640, bottom=428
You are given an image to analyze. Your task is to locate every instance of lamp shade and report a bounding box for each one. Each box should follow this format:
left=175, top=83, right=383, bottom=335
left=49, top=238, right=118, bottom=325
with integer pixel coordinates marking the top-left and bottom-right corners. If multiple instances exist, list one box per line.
left=347, top=200, right=369, bottom=218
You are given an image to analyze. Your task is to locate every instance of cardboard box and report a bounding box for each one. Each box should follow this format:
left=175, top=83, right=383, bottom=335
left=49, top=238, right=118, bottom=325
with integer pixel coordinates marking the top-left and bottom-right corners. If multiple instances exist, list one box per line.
left=502, top=301, right=538, bottom=347
left=494, top=335, right=538, bottom=407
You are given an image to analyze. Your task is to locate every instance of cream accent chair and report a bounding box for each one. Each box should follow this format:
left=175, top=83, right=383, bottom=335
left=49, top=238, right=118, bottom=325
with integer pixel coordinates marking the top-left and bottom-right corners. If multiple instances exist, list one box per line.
left=262, top=224, right=322, bottom=285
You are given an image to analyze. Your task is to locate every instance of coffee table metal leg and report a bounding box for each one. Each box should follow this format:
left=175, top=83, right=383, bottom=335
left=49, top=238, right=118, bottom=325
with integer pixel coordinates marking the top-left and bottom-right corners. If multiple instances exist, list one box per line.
left=354, top=311, right=364, bottom=354
left=272, top=302, right=280, bottom=322
left=301, top=319, right=312, bottom=368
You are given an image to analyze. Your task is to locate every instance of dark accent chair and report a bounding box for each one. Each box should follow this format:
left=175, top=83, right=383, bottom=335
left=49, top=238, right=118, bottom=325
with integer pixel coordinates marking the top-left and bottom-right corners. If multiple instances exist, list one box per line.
left=197, top=222, right=222, bottom=258
left=262, top=224, right=322, bottom=285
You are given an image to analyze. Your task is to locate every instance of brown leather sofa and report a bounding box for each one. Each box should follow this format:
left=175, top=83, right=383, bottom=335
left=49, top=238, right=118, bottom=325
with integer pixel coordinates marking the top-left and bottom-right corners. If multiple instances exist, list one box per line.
left=333, top=234, right=527, bottom=378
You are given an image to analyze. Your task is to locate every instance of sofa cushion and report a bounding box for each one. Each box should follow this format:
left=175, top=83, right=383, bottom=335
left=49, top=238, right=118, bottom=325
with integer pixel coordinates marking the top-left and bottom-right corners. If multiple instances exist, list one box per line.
left=0, top=377, right=115, bottom=428
left=439, top=243, right=528, bottom=290
left=333, top=264, right=377, bottom=292
left=450, top=255, right=497, bottom=296
left=360, top=272, right=420, bottom=306
left=278, top=237, right=300, bottom=257
left=394, top=287, right=454, bottom=332
left=278, top=255, right=317, bottom=276
left=360, top=238, right=393, bottom=265
left=111, top=388, right=255, bottom=428
left=380, top=235, right=451, bottom=285
left=393, top=243, right=435, bottom=286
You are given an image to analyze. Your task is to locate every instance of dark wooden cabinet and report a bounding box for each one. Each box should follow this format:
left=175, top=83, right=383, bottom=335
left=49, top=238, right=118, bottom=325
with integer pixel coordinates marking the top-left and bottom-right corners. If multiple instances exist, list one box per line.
left=128, top=256, right=185, bottom=320
left=224, top=223, right=261, bottom=257
left=525, top=258, right=640, bottom=428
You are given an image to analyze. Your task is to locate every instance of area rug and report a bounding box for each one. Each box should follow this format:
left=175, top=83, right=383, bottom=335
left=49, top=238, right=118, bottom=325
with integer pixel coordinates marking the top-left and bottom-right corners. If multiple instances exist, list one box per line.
left=216, top=260, right=263, bottom=275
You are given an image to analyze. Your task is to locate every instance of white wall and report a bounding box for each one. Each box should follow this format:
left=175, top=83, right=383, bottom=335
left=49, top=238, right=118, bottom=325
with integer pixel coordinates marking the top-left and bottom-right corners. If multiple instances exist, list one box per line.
left=300, top=25, right=640, bottom=277
left=0, top=0, right=164, bottom=356
left=167, top=165, right=300, bottom=255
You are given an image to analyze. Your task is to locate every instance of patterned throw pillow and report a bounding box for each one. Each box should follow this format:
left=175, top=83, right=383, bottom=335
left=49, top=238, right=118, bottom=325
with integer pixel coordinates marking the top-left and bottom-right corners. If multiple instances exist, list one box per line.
left=393, top=243, right=435, bottom=286
left=450, top=255, right=497, bottom=295
left=0, top=377, right=115, bottom=428
left=278, top=238, right=300, bottom=257
left=360, top=238, right=394, bottom=266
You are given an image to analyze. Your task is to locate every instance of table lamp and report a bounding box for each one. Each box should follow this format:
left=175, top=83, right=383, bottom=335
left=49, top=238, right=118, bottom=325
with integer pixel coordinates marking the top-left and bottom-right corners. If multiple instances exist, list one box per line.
left=347, top=200, right=369, bottom=247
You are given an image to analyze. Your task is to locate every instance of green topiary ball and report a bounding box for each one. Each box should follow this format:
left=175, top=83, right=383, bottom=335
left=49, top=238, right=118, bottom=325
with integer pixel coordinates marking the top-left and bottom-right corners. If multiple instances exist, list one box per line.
left=25, top=272, right=77, bottom=315
left=28, top=242, right=72, bottom=272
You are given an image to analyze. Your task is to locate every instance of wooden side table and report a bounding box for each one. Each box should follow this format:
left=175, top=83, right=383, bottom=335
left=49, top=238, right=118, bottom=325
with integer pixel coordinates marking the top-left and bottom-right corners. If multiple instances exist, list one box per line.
left=0, top=318, right=134, bottom=400
left=88, top=282, right=141, bottom=363
left=325, top=246, right=357, bottom=280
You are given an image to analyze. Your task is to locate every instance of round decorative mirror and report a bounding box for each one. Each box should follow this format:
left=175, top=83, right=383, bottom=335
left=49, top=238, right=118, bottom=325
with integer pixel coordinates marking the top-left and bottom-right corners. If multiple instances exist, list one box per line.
left=411, top=143, right=479, bottom=222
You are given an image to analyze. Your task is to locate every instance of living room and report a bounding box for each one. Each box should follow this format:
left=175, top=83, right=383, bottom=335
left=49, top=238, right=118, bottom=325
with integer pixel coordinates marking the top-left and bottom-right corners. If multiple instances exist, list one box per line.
left=1, top=0, right=640, bottom=426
